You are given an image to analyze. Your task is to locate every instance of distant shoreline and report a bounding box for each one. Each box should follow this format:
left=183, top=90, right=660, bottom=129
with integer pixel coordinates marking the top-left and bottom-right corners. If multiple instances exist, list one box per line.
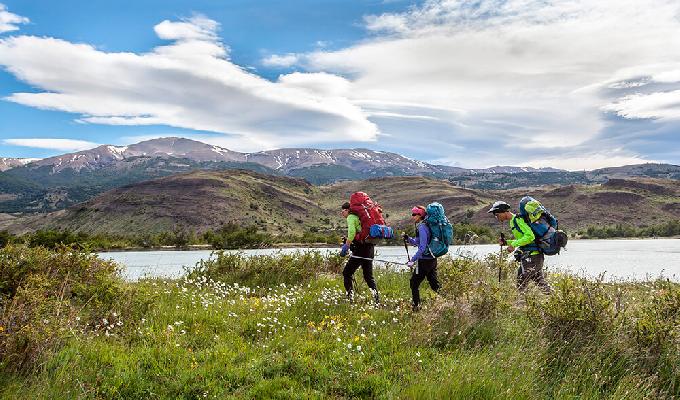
left=95, top=236, right=679, bottom=253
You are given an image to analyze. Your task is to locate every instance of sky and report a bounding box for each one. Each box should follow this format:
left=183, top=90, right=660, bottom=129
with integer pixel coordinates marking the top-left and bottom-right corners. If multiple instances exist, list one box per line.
left=0, top=0, right=679, bottom=170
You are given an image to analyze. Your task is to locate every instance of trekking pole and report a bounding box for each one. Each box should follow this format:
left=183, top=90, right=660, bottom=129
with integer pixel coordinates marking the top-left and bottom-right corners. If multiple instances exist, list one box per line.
left=402, top=233, right=410, bottom=261
left=349, top=254, right=406, bottom=265
left=498, top=233, right=506, bottom=283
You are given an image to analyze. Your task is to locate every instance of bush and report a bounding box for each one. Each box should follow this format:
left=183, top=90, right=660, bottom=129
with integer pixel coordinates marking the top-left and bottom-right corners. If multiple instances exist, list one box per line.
left=203, top=223, right=272, bottom=249
left=414, top=256, right=512, bottom=349
left=0, top=231, right=16, bottom=248
left=632, top=281, right=680, bottom=391
left=527, top=275, right=615, bottom=341
left=585, top=220, right=680, bottom=239
left=0, top=245, right=138, bottom=373
left=186, top=251, right=344, bottom=287
left=27, top=230, right=83, bottom=249
left=22, top=229, right=134, bottom=251
left=453, top=223, right=497, bottom=244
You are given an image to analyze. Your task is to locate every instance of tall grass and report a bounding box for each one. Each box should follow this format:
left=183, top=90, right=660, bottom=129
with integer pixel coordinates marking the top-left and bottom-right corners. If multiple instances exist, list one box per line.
left=0, top=246, right=678, bottom=399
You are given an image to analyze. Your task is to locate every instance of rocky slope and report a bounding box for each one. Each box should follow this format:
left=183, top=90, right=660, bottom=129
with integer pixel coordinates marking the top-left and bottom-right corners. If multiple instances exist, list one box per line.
left=0, top=158, right=39, bottom=172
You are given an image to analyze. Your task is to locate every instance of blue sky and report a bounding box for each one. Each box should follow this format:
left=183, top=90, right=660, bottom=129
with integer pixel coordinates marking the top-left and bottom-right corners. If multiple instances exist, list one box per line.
left=1, top=0, right=679, bottom=169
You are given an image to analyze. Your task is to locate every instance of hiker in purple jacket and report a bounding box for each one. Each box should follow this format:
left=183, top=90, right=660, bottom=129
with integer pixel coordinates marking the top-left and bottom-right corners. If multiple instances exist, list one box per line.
left=403, top=205, right=440, bottom=311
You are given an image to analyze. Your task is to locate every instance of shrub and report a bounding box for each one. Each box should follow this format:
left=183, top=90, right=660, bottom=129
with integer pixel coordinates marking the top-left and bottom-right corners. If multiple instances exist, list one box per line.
left=527, top=275, right=615, bottom=341
left=632, top=281, right=680, bottom=393
left=0, top=245, right=137, bottom=373
left=186, top=251, right=344, bottom=287
left=414, top=256, right=511, bottom=349
left=0, top=231, right=16, bottom=248
left=203, top=223, right=272, bottom=249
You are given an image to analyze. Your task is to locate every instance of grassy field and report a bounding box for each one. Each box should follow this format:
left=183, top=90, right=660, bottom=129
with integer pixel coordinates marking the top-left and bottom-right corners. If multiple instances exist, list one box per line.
left=0, top=246, right=678, bottom=399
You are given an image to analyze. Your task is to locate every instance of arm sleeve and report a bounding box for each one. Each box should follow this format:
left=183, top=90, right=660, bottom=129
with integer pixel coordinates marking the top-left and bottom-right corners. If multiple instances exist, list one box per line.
left=510, top=218, right=536, bottom=248
left=408, top=236, right=418, bottom=246
left=411, top=224, right=430, bottom=262
left=346, top=214, right=359, bottom=241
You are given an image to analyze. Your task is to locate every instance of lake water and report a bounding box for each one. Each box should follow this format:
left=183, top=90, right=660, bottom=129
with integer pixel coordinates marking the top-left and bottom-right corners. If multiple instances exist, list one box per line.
left=99, top=238, right=680, bottom=282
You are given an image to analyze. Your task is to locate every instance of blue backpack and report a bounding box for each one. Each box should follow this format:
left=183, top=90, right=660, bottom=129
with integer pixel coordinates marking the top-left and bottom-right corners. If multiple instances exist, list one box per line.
left=424, top=202, right=454, bottom=257
left=518, top=196, right=567, bottom=256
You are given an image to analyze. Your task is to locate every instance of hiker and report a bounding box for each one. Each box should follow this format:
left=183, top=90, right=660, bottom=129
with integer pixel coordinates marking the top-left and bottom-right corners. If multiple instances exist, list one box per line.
left=403, top=206, right=442, bottom=311
left=488, top=201, right=553, bottom=294
left=339, top=201, right=379, bottom=304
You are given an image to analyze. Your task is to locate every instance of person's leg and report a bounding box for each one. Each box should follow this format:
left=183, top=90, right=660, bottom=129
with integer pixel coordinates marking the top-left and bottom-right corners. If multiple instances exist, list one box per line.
left=361, top=261, right=377, bottom=291
left=410, top=267, right=427, bottom=309
left=360, top=261, right=379, bottom=304
left=517, top=261, right=531, bottom=293
left=425, top=259, right=441, bottom=293
left=342, top=257, right=361, bottom=297
left=529, top=254, right=552, bottom=294
left=359, top=244, right=378, bottom=303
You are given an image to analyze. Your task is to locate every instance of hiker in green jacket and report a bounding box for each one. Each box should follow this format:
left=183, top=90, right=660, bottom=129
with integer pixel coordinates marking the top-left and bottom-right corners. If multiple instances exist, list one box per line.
left=340, top=202, right=378, bottom=304
left=488, top=201, right=553, bottom=294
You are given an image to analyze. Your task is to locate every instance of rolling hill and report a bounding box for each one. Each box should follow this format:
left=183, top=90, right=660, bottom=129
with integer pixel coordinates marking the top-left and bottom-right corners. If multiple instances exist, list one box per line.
left=3, top=170, right=678, bottom=239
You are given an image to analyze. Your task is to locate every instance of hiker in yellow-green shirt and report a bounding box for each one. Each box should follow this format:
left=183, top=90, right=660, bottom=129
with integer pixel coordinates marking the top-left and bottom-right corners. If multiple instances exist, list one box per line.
left=339, top=202, right=378, bottom=304
left=488, top=201, right=553, bottom=294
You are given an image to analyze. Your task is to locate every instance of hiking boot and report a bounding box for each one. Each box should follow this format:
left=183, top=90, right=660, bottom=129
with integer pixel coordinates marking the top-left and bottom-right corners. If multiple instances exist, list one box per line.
left=411, top=303, right=421, bottom=312
left=346, top=290, right=354, bottom=303
left=371, top=289, right=380, bottom=305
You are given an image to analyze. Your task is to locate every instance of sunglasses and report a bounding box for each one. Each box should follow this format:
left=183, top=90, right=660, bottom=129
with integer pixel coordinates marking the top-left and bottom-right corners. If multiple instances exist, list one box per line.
left=411, top=213, right=420, bottom=216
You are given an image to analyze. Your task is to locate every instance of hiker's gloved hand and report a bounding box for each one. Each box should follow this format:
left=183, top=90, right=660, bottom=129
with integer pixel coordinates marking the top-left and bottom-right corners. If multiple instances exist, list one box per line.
left=506, top=245, right=515, bottom=253
left=406, top=260, right=415, bottom=268
left=340, top=243, right=349, bottom=257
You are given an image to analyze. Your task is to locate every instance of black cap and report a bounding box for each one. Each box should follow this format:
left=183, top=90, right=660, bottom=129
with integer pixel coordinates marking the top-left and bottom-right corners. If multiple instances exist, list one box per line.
left=341, top=202, right=350, bottom=210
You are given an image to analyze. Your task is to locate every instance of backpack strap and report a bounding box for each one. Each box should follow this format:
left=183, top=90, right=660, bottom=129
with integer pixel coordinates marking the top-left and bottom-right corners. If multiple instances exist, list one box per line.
left=416, top=222, right=435, bottom=258
left=512, top=216, right=540, bottom=252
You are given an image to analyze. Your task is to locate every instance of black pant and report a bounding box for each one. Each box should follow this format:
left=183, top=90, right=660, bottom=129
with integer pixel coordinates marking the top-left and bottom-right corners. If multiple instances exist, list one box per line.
left=410, top=257, right=440, bottom=307
left=343, top=243, right=377, bottom=293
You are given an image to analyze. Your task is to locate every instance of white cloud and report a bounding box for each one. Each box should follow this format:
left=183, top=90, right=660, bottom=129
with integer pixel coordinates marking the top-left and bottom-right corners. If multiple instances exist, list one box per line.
left=262, top=53, right=300, bottom=68
left=0, top=16, right=378, bottom=152
left=154, top=15, right=219, bottom=41
left=604, top=90, right=680, bottom=120
left=524, top=152, right=655, bottom=171
left=277, top=72, right=351, bottom=97
left=0, top=3, right=28, bottom=34
left=266, top=0, right=680, bottom=166
left=3, top=138, right=99, bottom=151
left=597, top=63, right=680, bottom=120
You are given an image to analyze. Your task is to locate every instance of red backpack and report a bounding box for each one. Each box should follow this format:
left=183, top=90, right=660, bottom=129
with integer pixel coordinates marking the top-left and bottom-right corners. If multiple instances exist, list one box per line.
left=349, top=192, right=386, bottom=243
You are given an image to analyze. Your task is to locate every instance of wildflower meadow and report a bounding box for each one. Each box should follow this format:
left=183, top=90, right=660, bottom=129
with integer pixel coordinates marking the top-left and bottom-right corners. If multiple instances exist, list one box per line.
left=0, top=246, right=678, bottom=399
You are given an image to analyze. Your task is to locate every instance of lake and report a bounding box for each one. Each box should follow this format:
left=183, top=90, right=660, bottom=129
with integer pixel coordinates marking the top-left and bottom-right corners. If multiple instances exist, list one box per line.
left=99, top=238, right=680, bottom=282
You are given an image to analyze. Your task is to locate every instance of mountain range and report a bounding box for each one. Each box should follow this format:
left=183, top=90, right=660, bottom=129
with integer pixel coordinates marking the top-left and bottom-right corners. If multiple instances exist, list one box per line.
left=0, top=157, right=39, bottom=172
left=1, top=137, right=679, bottom=213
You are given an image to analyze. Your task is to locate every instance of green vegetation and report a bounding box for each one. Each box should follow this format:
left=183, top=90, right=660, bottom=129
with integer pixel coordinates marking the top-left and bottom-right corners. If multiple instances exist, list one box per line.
left=582, top=219, right=680, bottom=239
left=203, top=223, right=273, bottom=249
left=1, top=246, right=678, bottom=399
left=1, top=225, right=344, bottom=251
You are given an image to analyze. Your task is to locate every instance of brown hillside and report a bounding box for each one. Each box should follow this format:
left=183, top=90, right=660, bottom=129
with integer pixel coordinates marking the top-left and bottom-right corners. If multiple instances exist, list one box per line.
left=23, top=170, right=327, bottom=235
left=466, top=178, right=680, bottom=231
left=2, top=172, right=677, bottom=237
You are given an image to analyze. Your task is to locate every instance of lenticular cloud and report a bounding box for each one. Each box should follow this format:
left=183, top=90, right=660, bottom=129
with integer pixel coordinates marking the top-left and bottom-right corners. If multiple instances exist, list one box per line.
left=0, top=16, right=378, bottom=150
